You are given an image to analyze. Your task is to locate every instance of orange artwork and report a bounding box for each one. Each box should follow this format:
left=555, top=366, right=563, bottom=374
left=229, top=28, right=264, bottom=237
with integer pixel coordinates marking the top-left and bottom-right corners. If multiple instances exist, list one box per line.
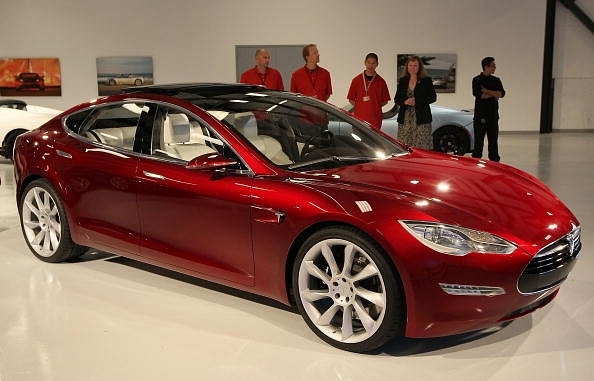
left=0, top=57, right=62, bottom=96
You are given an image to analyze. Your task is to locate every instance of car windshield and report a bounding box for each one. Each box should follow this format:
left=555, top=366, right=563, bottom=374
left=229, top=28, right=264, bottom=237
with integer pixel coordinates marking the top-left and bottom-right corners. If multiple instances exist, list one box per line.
left=176, top=89, right=407, bottom=170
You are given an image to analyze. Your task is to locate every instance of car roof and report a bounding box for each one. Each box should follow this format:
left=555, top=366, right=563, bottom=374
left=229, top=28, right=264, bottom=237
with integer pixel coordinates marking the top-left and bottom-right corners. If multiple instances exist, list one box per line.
left=121, top=83, right=268, bottom=97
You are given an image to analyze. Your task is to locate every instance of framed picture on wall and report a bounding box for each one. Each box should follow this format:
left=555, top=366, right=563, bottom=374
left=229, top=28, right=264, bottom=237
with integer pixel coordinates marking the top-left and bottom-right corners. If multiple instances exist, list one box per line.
left=96, top=56, right=154, bottom=96
left=397, top=53, right=457, bottom=93
left=0, top=57, right=62, bottom=96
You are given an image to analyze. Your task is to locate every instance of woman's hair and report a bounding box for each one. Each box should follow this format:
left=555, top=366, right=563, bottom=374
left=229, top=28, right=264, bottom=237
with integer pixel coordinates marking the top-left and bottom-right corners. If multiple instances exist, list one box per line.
left=400, top=55, right=428, bottom=79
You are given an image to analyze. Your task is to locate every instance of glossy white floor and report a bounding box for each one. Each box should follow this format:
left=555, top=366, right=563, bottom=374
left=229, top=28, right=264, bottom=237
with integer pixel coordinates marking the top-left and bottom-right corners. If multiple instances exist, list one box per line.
left=1, top=132, right=593, bottom=381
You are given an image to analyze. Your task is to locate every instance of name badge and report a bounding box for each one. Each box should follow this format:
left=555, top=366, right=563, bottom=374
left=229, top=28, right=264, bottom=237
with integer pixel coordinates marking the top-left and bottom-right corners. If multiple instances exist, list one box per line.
left=363, top=96, right=370, bottom=102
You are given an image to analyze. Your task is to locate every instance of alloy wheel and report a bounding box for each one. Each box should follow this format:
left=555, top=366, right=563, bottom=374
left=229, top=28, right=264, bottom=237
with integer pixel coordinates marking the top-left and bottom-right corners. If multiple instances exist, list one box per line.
left=297, top=237, right=388, bottom=345
left=21, top=186, right=63, bottom=258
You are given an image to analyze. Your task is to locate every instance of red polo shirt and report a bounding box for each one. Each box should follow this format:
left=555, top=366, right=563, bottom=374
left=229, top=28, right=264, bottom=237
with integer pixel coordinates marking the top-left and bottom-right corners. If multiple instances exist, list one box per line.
left=240, top=67, right=285, bottom=90
left=290, top=66, right=332, bottom=101
left=347, top=72, right=391, bottom=129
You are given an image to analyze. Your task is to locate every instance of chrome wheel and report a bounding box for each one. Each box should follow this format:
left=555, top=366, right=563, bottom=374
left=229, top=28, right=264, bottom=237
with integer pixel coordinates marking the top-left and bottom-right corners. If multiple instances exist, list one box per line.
left=20, top=180, right=86, bottom=262
left=22, top=186, right=62, bottom=257
left=293, top=227, right=403, bottom=352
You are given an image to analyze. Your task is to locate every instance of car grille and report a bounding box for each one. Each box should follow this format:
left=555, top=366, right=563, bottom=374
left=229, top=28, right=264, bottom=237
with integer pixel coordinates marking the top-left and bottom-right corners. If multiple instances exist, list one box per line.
left=518, top=225, right=581, bottom=294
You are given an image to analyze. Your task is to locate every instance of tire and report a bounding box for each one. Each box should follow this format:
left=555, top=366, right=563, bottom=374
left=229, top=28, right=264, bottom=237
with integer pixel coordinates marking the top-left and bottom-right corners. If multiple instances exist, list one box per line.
left=108, top=79, right=116, bottom=86
left=134, top=79, right=142, bottom=86
left=292, top=226, right=404, bottom=352
left=2, top=130, right=27, bottom=161
left=433, top=126, right=469, bottom=155
left=20, top=179, right=87, bottom=263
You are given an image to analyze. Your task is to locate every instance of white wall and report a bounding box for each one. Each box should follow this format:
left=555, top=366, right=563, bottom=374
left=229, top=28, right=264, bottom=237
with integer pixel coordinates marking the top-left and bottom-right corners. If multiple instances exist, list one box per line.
left=0, top=0, right=592, bottom=131
left=553, top=1, right=594, bottom=131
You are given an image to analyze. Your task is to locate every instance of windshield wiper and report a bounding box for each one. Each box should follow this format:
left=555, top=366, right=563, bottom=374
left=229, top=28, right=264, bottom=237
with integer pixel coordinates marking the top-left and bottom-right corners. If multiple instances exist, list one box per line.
left=288, top=156, right=376, bottom=170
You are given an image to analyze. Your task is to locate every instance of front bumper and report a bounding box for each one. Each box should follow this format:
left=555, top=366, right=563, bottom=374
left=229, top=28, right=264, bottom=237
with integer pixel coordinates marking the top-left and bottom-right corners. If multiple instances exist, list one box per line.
left=397, top=225, right=581, bottom=338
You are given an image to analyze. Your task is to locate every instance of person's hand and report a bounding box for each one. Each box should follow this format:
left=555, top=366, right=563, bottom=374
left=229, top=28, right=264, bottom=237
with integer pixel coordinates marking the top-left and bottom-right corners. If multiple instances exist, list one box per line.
left=481, top=86, right=493, bottom=99
left=404, top=97, right=415, bottom=106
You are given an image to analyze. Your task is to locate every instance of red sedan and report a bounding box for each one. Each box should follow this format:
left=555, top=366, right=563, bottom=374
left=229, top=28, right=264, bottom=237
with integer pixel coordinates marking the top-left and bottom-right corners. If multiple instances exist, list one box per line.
left=13, top=83, right=581, bottom=352
left=15, top=72, right=45, bottom=91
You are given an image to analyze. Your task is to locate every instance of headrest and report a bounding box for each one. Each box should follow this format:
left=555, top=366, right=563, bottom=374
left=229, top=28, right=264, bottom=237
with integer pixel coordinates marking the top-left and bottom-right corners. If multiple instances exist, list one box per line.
left=167, top=113, right=191, bottom=143
left=233, top=112, right=258, bottom=138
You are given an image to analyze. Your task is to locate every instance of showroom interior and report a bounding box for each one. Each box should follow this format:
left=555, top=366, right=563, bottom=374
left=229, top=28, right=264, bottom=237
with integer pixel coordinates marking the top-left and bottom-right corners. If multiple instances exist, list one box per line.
left=0, top=0, right=593, bottom=380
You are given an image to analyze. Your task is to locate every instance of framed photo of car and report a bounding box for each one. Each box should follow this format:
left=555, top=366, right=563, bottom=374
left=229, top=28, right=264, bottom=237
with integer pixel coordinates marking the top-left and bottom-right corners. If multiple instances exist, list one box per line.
left=96, top=56, right=154, bottom=96
left=397, top=53, right=457, bottom=93
left=0, top=57, right=62, bottom=96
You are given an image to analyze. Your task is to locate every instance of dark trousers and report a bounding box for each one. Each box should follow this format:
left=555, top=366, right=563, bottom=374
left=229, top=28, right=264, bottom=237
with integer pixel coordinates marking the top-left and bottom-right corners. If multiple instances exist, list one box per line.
left=472, top=118, right=500, bottom=162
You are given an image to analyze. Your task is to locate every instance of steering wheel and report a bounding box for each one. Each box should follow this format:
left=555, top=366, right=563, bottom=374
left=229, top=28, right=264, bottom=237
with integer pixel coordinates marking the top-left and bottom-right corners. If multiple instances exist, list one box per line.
left=300, top=130, right=334, bottom=160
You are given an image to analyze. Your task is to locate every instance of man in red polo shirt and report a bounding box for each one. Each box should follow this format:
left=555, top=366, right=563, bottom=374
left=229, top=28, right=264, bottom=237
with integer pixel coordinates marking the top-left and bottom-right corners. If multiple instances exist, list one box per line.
left=240, top=48, right=284, bottom=90
left=347, top=53, right=391, bottom=129
left=290, top=44, right=332, bottom=102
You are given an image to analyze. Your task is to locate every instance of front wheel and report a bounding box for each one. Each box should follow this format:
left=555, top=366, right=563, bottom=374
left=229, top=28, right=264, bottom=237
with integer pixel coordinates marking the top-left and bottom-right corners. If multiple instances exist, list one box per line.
left=292, top=226, right=404, bottom=352
left=20, top=179, right=87, bottom=262
left=2, top=129, right=27, bottom=160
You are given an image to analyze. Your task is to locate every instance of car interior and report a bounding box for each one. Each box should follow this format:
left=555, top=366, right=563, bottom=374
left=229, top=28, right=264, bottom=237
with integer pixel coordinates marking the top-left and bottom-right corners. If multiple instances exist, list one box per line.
left=227, top=112, right=293, bottom=165
left=158, top=113, right=219, bottom=161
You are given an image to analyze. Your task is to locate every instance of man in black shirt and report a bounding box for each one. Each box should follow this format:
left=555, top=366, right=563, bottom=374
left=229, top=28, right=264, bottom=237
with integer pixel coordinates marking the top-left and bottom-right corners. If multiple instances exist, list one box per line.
left=472, top=57, right=505, bottom=162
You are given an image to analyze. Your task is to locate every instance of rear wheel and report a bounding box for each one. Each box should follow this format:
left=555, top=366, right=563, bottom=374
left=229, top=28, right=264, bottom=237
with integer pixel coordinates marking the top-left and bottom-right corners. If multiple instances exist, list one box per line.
left=433, top=126, right=469, bottom=155
left=292, top=226, right=404, bottom=352
left=20, top=179, right=87, bottom=262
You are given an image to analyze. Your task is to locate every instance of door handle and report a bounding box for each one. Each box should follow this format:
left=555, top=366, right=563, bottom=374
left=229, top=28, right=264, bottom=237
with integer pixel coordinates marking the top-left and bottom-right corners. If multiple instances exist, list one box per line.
left=143, top=171, right=165, bottom=180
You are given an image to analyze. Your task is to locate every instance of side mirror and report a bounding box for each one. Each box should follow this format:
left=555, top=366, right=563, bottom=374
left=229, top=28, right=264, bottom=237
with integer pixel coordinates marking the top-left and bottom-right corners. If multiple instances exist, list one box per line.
left=186, top=153, right=238, bottom=170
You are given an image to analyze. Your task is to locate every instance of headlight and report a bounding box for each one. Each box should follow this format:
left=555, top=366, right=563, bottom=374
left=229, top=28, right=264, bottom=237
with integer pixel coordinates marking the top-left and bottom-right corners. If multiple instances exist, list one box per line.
left=399, top=220, right=516, bottom=256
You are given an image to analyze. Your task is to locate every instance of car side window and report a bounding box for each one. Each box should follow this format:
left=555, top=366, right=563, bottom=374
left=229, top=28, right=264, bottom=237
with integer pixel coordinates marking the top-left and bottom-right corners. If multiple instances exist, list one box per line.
left=72, top=102, right=145, bottom=151
left=150, top=106, right=224, bottom=162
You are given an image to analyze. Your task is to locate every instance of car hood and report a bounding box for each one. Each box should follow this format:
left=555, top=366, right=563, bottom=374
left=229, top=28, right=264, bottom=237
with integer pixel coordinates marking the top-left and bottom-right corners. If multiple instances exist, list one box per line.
left=431, top=105, right=473, bottom=125
left=298, top=150, right=578, bottom=248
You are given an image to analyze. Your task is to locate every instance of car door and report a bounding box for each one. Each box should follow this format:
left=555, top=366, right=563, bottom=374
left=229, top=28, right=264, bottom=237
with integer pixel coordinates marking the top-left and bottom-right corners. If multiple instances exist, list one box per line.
left=135, top=104, right=255, bottom=286
left=59, top=101, right=146, bottom=256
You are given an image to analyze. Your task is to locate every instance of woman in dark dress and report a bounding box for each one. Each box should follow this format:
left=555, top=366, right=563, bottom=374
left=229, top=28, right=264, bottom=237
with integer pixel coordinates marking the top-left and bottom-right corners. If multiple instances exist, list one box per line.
left=394, top=55, right=437, bottom=150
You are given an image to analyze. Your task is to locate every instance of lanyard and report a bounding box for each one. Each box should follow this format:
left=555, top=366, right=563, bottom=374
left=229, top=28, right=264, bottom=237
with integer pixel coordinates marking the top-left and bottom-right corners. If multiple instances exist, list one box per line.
left=362, top=72, right=376, bottom=96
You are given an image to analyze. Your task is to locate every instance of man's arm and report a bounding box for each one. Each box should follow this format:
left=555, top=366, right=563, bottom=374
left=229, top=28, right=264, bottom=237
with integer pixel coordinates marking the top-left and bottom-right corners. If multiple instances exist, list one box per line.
left=481, top=77, right=505, bottom=99
left=481, top=87, right=504, bottom=99
left=472, top=76, right=483, bottom=98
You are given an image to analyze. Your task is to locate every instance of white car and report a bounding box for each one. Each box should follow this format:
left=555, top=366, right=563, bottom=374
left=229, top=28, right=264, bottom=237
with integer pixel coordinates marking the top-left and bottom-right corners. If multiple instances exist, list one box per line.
left=346, top=104, right=475, bottom=155
left=0, top=99, right=62, bottom=160
left=98, top=74, right=144, bottom=86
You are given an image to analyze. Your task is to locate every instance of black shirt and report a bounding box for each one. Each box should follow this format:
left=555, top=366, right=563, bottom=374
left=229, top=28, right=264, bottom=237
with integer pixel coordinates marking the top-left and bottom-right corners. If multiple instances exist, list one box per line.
left=394, top=76, right=436, bottom=124
left=472, top=73, right=505, bottom=121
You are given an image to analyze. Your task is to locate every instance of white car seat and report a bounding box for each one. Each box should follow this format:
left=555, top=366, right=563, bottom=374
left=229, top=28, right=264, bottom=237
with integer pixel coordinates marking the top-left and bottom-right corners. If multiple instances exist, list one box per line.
left=163, top=113, right=215, bottom=160
left=233, top=113, right=293, bottom=165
